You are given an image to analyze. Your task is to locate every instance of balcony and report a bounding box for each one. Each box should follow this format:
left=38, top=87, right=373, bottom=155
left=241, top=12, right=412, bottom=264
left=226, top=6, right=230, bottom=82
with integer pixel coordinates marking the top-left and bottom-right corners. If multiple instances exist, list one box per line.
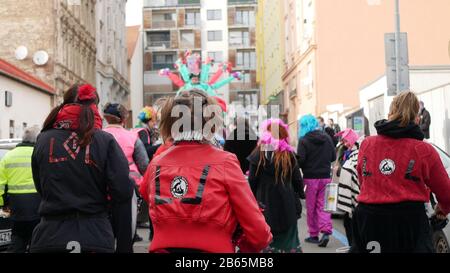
left=228, top=0, right=256, bottom=5
left=152, top=63, right=174, bottom=70
left=144, top=0, right=200, bottom=8
left=229, top=90, right=258, bottom=108
left=229, top=82, right=258, bottom=91
left=147, top=31, right=171, bottom=49
left=151, top=20, right=176, bottom=29
left=148, top=40, right=170, bottom=49
left=229, top=9, right=256, bottom=27
left=152, top=52, right=177, bottom=70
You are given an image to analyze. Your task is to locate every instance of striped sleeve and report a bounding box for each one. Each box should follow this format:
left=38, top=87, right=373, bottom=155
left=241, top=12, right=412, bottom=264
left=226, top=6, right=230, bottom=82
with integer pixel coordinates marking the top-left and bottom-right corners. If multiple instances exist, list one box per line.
left=337, top=150, right=361, bottom=216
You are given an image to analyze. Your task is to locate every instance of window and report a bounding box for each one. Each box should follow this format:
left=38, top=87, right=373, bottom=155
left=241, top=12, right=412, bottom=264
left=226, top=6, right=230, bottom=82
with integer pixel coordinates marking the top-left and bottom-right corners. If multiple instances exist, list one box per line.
left=152, top=12, right=176, bottom=27
left=9, top=120, right=14, bottom=138
left=5, top=91, right=12, bottom=107
left=185, top=10, right=200, bottom=26
left=147, top=31, right=170, bottom=48
left=207, top=51, right=223, bottom=63
left=230, top=90, right=257, bottom=108
left=152, top=53, right=176, bottom=70
left=307, top=61, right=313, bottom=89
left=207, top=9, right=221, bottom=20
left=229, top=31, right=249, bottom=47
left=289, top=77, right=297, bottom=98
left=22, top=122, right=28, bottom=137
left=235, top=9, right=255, bottom=26
left=164, top=13, right=173, bottom=21
left=178, top=0, right=200, bottom=4
left=208, top=30, right=222, bottom=41
left=180, top=30, right=195, bottom=48
left=153, top=12, right=175, bottom=22
left=302, top=61, right=314, bottom=91
left=302, top=0, right=314, bottom=43
left=236, top=51, right=256, bottom=69
left=241, top=73, right=251, bottom=84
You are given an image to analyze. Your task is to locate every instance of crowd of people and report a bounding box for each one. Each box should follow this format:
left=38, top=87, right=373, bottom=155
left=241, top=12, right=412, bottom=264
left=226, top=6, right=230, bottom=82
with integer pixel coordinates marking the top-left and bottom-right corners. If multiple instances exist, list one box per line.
left=0, top=83, right=449, bottom=253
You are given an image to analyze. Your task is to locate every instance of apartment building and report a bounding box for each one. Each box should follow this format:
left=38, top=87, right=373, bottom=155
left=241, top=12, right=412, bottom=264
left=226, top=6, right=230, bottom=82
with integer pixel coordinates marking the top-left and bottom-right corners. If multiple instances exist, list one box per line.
left=255, top=0, right=286, bottom=121
left=282, top=0, right=450, bottom=136
left=142, top=0, right=258, bottom=115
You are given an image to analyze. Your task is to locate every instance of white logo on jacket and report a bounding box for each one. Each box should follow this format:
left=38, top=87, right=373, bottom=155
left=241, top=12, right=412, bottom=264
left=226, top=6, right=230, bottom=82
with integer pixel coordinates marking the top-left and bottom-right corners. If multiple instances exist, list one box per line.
left=171, top=176, right=189, bottom=198
left=379, top=159, right=396, bottom=175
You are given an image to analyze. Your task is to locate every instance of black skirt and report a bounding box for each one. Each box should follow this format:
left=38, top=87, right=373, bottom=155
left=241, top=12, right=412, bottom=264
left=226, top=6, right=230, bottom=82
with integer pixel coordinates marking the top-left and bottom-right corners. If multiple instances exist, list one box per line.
left=351, top=202, right=434, bottom=253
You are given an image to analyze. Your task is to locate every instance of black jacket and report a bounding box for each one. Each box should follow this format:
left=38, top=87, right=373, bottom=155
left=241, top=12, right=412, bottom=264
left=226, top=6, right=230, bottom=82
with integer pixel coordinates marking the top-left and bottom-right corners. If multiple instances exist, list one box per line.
left=419, top=108, right=431, bottom=139
left=247, top=151, right=305, bottom=235
left=31, top=129, right=135, bottom=253
left=138, top=129, right=161, bottom=161
left=297, top=130, right=337, bottom=179
left=224, top=128, right=258, bottom=174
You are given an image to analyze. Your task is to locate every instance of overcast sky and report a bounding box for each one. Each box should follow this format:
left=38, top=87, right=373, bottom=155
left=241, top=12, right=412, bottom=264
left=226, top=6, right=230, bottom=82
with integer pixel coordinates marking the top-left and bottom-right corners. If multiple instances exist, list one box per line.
left=126, top=0, right=143, bottom=26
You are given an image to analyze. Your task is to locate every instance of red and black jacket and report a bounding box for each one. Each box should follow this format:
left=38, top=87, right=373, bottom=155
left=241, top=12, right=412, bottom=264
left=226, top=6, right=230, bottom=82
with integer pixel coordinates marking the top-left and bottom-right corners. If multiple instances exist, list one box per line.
left=140, top=142, right=272, bottom=253
left=356, top=120, right=450, bottom=214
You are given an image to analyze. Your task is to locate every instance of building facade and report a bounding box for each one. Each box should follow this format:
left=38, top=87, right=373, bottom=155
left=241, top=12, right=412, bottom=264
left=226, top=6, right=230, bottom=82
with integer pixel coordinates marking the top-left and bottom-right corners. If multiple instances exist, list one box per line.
left=142, top=0, right=258, bottom=114
left=0, top=0, right=97, bottom=103
left=282, top=0, right=316, bottom=140
left=96, top=0, right=130, bottom=112
left=282, top=0, right=450, bottom=136
left=127, top=25, right=144, bottom=128
left=227, top=0, right=258, bottom=114
left=359, top=66, right=450, bottom=154
left=255, top=0, right=286, bottom=122
left=0, top=59, right=54, bottom=139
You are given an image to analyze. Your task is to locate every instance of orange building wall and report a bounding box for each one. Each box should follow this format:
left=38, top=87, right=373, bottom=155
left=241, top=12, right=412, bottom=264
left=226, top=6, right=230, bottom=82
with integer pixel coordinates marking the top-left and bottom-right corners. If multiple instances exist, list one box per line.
left=315, top=0, right=450, bottom=114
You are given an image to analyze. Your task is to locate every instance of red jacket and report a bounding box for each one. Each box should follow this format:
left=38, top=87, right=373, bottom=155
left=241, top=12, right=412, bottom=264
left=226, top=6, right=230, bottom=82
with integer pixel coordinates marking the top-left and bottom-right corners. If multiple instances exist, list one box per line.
left=140, top=142, right=272, bottom=253
left=357, top=135, right=450, bottom=214
left=153, top=141, right=173, bottom=158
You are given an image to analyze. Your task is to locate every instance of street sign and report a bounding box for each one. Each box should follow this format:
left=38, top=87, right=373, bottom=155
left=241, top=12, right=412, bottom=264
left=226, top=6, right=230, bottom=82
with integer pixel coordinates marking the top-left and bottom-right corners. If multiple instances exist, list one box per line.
left=385, top=32, right=410, bottom=96
left=386, top=64, right=410, bottom=96
left=385, top=33, right=409, bottom=66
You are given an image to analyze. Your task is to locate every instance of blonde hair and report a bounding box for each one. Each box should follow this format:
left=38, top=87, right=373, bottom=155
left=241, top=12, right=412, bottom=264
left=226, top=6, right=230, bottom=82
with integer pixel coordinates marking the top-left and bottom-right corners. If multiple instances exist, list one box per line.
left=388, top=91, right=420, bottom=127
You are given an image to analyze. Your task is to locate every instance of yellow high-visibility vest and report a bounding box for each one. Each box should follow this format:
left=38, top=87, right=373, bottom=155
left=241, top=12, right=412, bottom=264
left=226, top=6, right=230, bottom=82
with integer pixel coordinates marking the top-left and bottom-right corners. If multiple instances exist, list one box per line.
left=0, top=146, right=37, bottom=206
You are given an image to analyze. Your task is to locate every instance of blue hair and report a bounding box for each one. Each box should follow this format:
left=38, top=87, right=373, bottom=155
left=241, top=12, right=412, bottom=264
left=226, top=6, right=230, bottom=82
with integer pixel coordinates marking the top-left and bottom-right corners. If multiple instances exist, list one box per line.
left=298, top=114, right=319, bottom=138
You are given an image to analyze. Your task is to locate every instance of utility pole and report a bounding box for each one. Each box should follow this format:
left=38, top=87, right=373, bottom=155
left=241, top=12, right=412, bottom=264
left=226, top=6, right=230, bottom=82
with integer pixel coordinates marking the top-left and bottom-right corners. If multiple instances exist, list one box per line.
left=394, top=0, right=401, bottom=93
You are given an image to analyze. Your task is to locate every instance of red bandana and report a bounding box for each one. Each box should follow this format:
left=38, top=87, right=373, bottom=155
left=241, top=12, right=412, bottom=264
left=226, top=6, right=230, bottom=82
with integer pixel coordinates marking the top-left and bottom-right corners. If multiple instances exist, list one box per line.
left=53, top=104, right=103, bottom=130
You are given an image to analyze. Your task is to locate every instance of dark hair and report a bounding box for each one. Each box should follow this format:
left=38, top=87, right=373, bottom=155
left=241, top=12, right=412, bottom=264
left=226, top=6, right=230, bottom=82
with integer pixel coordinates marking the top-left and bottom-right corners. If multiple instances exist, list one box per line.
left=42, top=84, right=99, bottom=147
left=103, top=103, right=128, bottom=125
left=318, top=116, right=324, bottom=123
left=329, top=118, right=334, bottom=123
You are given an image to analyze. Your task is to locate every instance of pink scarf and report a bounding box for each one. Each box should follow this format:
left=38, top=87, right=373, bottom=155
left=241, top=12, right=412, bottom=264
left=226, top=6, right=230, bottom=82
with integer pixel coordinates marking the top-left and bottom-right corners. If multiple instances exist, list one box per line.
left=259, top=118, right=295, bottom=153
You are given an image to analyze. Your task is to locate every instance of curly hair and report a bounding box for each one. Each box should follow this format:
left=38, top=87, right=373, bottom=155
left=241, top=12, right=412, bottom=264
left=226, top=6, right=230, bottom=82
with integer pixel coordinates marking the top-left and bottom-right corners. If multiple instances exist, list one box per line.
left=298, top=114, right=319, bottom=138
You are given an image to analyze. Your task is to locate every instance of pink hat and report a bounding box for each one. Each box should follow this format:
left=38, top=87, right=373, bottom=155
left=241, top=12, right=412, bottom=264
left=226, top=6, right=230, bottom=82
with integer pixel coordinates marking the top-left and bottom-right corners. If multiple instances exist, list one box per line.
left=335, top=128, right=359, bottom=147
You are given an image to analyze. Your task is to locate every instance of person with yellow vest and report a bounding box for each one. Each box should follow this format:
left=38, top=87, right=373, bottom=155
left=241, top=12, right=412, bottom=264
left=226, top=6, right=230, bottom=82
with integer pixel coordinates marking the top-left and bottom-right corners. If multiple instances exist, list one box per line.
left=0, top=126, right=41, bottom=253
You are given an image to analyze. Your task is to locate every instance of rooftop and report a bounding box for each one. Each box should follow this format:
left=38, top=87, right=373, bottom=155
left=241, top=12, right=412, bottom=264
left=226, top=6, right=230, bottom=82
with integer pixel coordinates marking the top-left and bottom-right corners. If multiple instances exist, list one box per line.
left=0, top=58, right=55, bottom=95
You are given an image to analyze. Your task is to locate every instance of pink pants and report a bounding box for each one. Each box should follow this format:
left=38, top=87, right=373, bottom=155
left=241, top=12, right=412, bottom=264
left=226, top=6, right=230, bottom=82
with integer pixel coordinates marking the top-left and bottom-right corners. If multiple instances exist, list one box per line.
left=304, top=178, right=333, bottom=237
